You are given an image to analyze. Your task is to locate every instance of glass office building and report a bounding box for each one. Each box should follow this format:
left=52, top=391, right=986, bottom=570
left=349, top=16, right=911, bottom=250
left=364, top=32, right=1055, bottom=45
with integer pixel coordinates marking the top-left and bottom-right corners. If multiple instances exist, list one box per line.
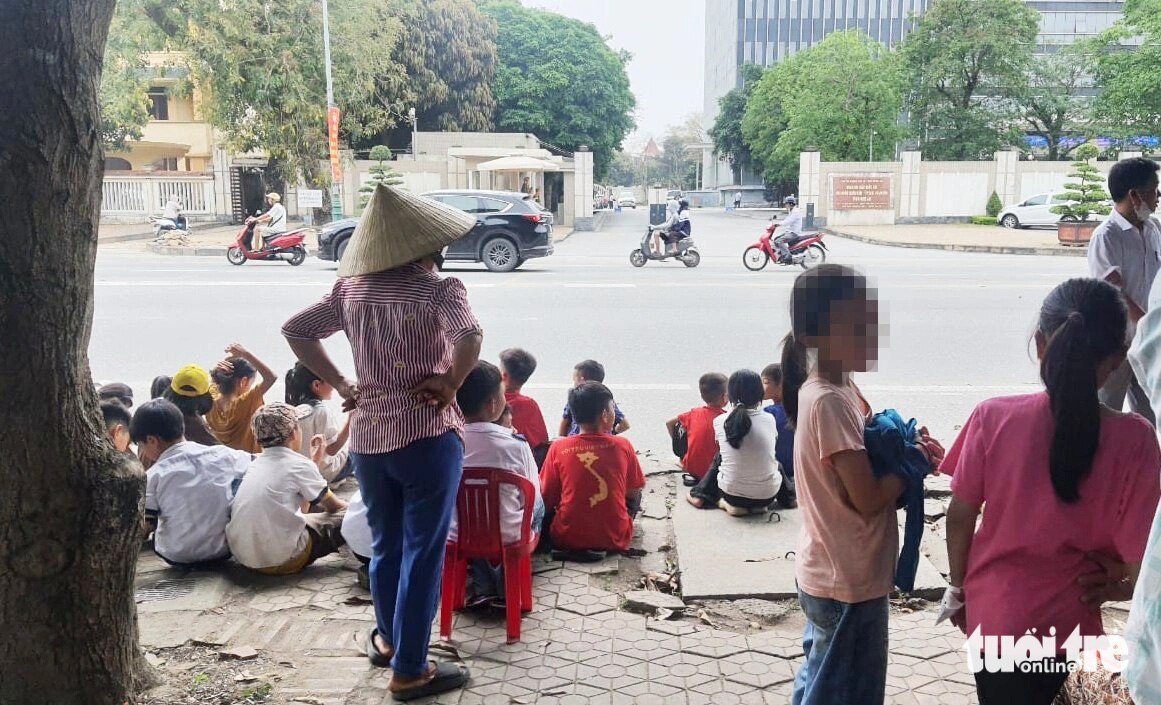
left=702, top=0, right=1125, bottom=188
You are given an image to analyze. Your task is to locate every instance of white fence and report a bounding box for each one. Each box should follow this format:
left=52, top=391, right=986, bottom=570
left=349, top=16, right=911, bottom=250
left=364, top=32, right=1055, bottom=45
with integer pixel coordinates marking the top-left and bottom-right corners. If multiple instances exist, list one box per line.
left=101, top=175, right=219, bottom=221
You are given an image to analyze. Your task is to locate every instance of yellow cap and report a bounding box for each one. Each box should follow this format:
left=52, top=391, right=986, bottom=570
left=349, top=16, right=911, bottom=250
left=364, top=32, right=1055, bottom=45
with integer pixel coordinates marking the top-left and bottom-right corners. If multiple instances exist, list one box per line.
left=170, top=364, right=211, bottom=397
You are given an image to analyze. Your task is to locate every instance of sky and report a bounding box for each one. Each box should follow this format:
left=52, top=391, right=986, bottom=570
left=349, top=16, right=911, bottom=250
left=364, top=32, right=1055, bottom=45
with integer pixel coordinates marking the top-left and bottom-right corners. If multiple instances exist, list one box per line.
left=528, top=0, right=706, bottom=152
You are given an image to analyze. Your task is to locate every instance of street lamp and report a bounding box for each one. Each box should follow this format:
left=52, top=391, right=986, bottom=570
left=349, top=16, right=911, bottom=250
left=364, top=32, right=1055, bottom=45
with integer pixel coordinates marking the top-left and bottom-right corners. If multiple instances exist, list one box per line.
left=869, top=129, right=878, bottom=162
left=408, top=107, right=417, bottom=161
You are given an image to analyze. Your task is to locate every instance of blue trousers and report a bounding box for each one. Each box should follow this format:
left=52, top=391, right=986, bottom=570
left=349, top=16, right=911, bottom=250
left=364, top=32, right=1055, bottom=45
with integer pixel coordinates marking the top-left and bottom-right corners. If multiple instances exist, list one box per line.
left=792, top=589, right=889, bottom=705
left=352, top=431, right=463, bottom=678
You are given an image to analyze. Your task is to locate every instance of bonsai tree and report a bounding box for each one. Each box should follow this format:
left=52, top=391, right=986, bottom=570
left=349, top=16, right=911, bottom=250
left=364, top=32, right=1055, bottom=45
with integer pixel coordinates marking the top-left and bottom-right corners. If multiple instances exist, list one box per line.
left=986, top=191, right=1002, bottom=218
left=1051, top=144, right=1112, bottom=222
left=358, top=145, right=404, bottom=207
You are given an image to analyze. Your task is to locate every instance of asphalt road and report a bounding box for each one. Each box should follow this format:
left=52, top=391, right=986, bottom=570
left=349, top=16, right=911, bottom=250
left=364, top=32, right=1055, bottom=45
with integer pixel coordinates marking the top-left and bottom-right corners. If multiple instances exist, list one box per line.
left=92, top=208, right=1088, bottom=454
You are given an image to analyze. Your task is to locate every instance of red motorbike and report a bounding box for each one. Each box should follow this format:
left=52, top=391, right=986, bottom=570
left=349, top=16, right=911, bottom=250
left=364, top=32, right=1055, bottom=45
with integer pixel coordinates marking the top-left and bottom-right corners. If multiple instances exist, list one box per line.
left=226, top=217, right=310, bottom=266
left=743, top=221, right=828, bottom=271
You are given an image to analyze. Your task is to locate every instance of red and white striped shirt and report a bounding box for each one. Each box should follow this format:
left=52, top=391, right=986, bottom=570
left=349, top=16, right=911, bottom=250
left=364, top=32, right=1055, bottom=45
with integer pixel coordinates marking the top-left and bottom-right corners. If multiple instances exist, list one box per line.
left=282, top=263, right=482, bottom=455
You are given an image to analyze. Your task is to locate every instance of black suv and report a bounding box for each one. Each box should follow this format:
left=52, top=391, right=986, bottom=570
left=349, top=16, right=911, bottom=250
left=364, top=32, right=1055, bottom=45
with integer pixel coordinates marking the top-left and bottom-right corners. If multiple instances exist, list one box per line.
left=316, top=189, right=554, bottom=272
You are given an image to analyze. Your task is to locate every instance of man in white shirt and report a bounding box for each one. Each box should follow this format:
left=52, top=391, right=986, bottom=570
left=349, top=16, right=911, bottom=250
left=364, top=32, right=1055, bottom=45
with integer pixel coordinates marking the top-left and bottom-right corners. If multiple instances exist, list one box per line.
left=226, top=403, right=347, bottom=574
left=452, top=362, right=543, bottom=603
left=255, top=192, right=287, bottom=250
left=161, top=195, right=187, bottom=230
left=1089, top=157, right=1161, bottom=425
left=132, top=399, right=253, bottom=567
left=774, top=196, right=804, bottom=264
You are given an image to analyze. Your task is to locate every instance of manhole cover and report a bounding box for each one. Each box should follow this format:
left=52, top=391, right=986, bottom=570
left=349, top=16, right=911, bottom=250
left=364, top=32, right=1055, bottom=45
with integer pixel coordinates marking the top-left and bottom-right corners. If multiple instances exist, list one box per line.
left=135, top=577, right=197, bottom=603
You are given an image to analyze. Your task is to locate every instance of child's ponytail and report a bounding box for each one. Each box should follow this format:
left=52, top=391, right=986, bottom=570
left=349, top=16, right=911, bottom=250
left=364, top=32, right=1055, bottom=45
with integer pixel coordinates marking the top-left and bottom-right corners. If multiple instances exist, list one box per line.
left=781, top=333, right=809, bottom=428
left=1039, top=278, right=1128, bottom=503
left=723, top=370, right=765, bottom=449
left=285, top=362, right=322, bottom=406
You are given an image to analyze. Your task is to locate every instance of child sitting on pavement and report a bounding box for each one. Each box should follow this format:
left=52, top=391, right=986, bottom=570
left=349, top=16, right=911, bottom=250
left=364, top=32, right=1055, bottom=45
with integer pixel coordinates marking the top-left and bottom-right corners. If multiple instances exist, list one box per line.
left=666, top=373, right=729, bottom=484
left=226, top=402, right=348, bottom=575
left=453, top=362, right=544, bottom=604
left=342, top=490, right=373, bottom=588
left=560, top=359, right=631, bottom=437
left=761, top=363, right=797, bottom=509
left=98, top=382, right=134, bottom=409
left=133, top=399, right=253, bottom=567
left=285, top=362, right=351, bottom=483
left=688, top=370, right=782, bottom=516
left=162, top=365, right=220, bottom=447
left=500, top=348, right=551, bottom=466
left=207, top=343, right=277, bottom=453
left=541, top=382, right=645, bottom=557
left=100, top=400, right=132, bottom=454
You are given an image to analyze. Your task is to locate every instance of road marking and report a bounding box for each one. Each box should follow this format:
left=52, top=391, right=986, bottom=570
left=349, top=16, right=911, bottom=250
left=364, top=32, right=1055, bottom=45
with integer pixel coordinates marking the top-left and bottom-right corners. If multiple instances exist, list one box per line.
left=561, top=283, right=636, bottom=289
left=524, top=382, right=1040, bottom=394
left=96, top=280, right=331, bottom=287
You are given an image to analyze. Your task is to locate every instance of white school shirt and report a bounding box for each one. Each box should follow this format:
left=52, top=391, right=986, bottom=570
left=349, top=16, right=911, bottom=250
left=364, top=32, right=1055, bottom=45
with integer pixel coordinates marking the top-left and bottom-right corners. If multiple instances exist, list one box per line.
left=342, top=490, right=374, bottom=559
left=1088, top=211, right=1161, bottom=316
left=145, top=441, right=253, bottom=564
left=226, top=446, right=330, bottom=569
left=714, top=409, right=782, bottom=500
left=450, top=422, right=542, bottom=545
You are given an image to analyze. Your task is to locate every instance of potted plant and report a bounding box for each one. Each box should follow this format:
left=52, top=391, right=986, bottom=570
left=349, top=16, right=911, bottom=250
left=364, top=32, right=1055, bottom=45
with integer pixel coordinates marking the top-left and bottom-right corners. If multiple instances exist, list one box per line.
left=1053, top=144, right=1111, bottom=246
left=358, top=145, right=404, bottom=208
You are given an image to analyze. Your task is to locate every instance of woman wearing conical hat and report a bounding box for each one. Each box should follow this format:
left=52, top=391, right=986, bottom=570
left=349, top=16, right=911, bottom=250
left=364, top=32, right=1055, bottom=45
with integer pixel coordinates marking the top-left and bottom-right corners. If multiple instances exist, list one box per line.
left=282, top=185, right=480, bottom=700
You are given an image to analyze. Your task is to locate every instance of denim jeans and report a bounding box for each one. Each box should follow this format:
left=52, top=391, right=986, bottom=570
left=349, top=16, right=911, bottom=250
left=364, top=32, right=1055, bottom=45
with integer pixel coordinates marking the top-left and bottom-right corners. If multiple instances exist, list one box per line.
left=792, top=589, right=889, bottom=705
left=352, top=431, right=463, bottom=678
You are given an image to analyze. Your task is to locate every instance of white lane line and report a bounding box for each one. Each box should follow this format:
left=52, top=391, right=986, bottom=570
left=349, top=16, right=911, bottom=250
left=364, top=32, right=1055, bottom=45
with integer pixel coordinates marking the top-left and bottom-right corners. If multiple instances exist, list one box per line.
left=96, top=280, right=331, bottom=287
left=561, top=283, right=636, bottom=289
left=92, top=280, right=1048, bottom=292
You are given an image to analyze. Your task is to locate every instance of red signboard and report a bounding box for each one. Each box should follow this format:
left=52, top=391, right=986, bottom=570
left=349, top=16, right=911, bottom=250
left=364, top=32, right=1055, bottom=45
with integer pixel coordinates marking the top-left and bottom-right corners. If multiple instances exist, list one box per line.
left=832, top=176, right=892, bottom=210
left=327, top=106, right=342, bottom=183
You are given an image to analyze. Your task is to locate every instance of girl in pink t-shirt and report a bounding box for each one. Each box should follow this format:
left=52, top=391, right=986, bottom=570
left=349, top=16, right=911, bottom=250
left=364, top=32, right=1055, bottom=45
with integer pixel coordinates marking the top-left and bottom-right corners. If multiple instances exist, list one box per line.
left=944, top=278, right=1161, bottom=705
left=782, top=264, right=907, bottom=705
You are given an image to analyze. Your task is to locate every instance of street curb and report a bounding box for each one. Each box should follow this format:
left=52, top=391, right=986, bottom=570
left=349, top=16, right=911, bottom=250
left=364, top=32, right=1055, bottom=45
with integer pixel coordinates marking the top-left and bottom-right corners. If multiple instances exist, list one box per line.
left=147, top=244, right=230, bottom=257
left=823, top=228, right=1087, bottom=257
left=99, top=232, right=154, bottom=244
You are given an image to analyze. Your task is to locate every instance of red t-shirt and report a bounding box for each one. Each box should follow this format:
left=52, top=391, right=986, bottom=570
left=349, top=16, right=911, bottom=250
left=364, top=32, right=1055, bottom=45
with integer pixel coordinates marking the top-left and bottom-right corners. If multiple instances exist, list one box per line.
left=505, top=391, right=549, bottom=449
left=677, top=405, right=726, bottom=479
left=540, top=434, right=645, bottom=552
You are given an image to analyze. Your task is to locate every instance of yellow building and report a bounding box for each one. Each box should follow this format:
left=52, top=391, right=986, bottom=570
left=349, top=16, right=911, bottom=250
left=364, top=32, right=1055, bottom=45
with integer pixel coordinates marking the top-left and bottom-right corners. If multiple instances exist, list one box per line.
left=104, top=52, right=215, bottom=173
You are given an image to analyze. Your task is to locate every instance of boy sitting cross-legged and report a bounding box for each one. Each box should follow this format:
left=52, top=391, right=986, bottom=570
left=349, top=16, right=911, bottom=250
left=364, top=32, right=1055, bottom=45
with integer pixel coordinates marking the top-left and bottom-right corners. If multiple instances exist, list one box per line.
left=541, top=382, right=645, bottom=558
left=454, top=361, right=544, bottom=604
left=666, top=373, right=729, bottom=483
left=226, top=402, right=348, bottom=575
left=560, top=359, right=631, bottom=437
left=133, top=399, right=253, bottom=568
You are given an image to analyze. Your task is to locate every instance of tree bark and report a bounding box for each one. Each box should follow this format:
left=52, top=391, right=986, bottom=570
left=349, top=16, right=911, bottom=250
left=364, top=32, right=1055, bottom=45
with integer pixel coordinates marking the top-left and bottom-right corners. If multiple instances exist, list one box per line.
left=0, top=2, right=152, bottom=703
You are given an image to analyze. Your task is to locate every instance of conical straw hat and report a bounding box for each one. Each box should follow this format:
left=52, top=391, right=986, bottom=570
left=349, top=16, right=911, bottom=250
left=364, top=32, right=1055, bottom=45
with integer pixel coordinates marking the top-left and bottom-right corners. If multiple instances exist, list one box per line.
left=337, top=185, right=477, bottom=278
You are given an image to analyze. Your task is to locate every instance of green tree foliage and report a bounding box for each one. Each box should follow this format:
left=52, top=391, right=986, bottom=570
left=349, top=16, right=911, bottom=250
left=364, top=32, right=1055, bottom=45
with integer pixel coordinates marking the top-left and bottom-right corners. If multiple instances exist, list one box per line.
left=606, top=151, right=640, bottom=188
left=100, top=0, right=158, bottom=150
left=656, top=116, right=706, bottom=190
left=901, top=0, right=1039, bottom=160
left=743, top=31, right=904, bottom=185
left=1051, top=143, right=1112, bottom=221
left=479, top=0, right=635, bottom=179
left=1013, top=48, right=1093, bottom=161
left=359, top=145, right=404, bottom=207
left=986, top=191, right=1003, bottom=217
left=144, top=0, right=407, bottom=183
left=709, top=64, right=764, bottom=184
left=1092, top=0, right=1161, bottom=137
left=376, top=0, right=496, bottom=146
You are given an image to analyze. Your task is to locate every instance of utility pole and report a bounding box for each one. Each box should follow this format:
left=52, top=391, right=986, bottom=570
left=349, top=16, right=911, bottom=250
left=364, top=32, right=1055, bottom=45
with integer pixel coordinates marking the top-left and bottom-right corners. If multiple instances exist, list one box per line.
left=322, top=0, right=343, bottom=221
left=869, top=129, right=877, bottom=162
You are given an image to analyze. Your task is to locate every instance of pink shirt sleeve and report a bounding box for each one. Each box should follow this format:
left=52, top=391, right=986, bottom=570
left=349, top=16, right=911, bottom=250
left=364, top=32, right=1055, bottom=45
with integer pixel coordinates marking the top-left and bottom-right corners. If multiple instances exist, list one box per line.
left=948, top=406, right=987, bottom=507
left=812, top=389, right=865, bottom=461
left=1116, top=427, right=1161, bottom=562
left=431, top=277, right=482, bottom=345
left=282, top=280, right=345, bottom=340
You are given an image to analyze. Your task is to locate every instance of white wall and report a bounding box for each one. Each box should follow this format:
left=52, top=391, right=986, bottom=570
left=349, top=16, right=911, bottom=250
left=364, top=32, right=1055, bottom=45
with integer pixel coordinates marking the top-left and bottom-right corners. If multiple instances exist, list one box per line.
left=924, top=172, right=990, bottom=216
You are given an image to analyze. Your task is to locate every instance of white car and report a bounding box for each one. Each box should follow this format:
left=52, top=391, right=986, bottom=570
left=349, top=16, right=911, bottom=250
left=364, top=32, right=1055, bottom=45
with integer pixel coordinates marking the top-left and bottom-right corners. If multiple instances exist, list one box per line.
left=618, top=191, right=637, bottom=209
left=997, top=192, right=1083, bottom=229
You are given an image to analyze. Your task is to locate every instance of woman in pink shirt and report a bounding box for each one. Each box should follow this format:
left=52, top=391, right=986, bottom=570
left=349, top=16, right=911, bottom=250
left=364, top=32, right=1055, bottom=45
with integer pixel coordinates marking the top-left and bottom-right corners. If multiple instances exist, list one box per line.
left=944, top=278, right=1161, bottom=705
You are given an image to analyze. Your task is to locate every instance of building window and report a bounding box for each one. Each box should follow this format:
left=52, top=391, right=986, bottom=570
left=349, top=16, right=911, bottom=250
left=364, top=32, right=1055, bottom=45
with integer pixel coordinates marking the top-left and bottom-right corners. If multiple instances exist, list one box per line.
left=152, top=157, right=178, bottom=171
left=104, top=157, right=132, bottom=171
left=147, top=88, right=169, bottom=121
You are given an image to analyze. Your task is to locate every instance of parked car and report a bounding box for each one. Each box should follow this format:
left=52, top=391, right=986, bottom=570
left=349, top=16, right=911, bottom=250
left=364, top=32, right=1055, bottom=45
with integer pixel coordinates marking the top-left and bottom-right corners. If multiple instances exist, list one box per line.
left=998, top=192, right=1084, bottom=229
left=316, top=189, right=554, bottom=272
left=618, top=191, right=637, bottom=209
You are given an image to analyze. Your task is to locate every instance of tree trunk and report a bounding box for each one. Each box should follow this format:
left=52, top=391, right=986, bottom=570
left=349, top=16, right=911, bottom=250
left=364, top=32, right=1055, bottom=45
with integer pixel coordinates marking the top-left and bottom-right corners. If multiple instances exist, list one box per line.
left=0, top=2, right=152, bottom=703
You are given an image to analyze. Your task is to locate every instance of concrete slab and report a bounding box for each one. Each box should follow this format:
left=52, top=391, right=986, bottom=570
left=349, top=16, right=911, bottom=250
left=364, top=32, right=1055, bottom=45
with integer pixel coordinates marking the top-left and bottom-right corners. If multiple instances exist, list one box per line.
left=674, top=488, right=947, bottom=601
left=136, top=573, right=235, bottom=614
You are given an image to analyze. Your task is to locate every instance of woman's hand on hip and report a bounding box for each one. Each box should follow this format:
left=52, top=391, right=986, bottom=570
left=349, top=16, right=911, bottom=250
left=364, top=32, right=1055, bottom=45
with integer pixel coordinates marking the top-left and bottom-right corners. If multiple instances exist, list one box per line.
left=410, top=373, right=459, bottom=412
left=336, top=378, right=360, bottom=412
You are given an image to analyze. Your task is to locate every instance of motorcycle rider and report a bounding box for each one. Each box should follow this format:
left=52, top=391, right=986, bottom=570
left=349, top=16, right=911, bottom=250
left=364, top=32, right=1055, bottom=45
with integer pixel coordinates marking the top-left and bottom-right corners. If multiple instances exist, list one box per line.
left=773, top=195, right=804, bottom=264
left=649, top=195, right=681, bottom=256
left=161, top=195, right=187, bottom=231
left=253, top=192, right=287, bottom=251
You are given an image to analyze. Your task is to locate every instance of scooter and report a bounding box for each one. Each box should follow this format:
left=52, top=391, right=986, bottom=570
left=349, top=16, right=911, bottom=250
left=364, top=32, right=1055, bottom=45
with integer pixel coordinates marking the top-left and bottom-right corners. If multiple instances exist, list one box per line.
left=630, top=227, right=700, bottom=268
left=742, top=221, right=827, bottom=271
left=226, top=216, right=310, bottom=266
left=150, top=215, right=190, bottom=239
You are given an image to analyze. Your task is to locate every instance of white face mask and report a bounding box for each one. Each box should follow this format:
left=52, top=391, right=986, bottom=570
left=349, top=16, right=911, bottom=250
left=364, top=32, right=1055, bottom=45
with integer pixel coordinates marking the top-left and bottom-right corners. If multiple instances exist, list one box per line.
left=1134, top=190, right=1157, bottom=221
